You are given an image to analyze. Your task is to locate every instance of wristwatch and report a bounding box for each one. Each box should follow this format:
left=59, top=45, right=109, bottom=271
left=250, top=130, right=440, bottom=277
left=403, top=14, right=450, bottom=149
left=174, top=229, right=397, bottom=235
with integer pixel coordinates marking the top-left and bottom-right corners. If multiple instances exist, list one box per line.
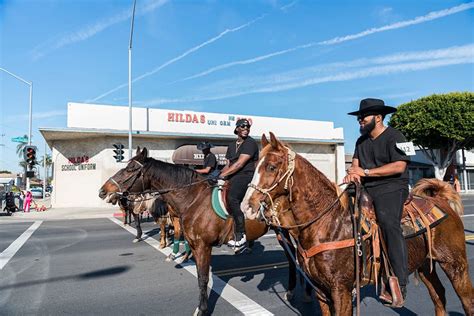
left=364, top=169, right=370, bottom=176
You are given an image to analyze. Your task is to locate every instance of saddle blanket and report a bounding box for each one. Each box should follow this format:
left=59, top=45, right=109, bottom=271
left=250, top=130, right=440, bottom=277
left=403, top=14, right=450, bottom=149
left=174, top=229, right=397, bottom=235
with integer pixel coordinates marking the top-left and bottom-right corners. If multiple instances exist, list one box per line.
left=361, top=195, right=447, bottom=239
left=211, top=186, right=229, bottom=220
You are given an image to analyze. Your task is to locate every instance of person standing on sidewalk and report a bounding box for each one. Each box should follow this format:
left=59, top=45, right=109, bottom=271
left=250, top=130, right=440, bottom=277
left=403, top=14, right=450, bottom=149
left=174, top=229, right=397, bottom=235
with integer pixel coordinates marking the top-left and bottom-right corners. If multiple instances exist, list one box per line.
left=24, top=191, right=32, bottom=213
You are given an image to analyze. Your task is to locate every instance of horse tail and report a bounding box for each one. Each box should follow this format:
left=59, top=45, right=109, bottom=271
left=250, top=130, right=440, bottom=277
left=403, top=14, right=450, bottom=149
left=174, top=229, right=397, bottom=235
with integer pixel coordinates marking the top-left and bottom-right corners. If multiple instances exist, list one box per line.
left=149, top=198, right=169, bottom=221
left=412, top=178, right=464, bottom=216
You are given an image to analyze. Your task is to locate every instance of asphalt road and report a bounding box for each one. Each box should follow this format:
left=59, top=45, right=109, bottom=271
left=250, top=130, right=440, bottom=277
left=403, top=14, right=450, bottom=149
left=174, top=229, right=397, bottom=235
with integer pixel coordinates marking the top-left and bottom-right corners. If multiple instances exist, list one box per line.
left=1, top=196, right=473, bottom=315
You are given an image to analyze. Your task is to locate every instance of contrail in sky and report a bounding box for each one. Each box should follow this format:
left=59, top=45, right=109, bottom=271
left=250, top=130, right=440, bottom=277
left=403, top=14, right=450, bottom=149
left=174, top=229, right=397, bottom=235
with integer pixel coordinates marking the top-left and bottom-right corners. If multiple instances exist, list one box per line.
left=171, top=2, right=474, bottom=84
left=90, top=14, right=266, bottom=102
left=31, top=0, right=168, bottom=60
left=144, top=44, right=474, bottom=105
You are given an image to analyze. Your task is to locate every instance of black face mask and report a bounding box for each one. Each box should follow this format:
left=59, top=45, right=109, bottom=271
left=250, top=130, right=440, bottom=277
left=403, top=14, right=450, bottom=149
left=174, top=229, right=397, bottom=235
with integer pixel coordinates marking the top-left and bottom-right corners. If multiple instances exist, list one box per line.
left=360, top=116, right=376, bottom=135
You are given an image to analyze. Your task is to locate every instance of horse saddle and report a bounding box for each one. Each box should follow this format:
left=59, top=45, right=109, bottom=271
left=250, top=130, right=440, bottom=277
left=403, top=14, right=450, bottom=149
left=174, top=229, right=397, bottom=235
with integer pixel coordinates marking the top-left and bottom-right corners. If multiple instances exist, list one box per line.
left=360, top=191, right=448, bottom=239
left=211, top=182, right=230, bottom=220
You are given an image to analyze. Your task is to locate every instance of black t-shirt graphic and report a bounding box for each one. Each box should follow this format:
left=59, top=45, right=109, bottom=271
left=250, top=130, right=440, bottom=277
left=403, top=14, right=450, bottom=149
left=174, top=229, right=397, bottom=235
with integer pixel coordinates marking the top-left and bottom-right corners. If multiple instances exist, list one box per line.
left=225, top=136, right=259, bottom=176
left=203, top=153, right=217, bottom=173
left=353, top=126, right=410, bottom=194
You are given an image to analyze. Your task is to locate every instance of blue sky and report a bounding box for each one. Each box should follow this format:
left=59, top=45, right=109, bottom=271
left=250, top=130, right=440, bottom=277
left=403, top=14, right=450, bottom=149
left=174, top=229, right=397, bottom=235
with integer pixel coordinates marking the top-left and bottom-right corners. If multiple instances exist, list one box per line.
left=1, top=0, right=473, bottom=173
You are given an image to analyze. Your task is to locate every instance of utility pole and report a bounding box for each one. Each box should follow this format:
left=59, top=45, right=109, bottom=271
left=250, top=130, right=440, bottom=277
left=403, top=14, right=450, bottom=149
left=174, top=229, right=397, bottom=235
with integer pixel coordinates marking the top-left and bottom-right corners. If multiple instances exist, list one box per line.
left=128, top=0, right=137, bottom=160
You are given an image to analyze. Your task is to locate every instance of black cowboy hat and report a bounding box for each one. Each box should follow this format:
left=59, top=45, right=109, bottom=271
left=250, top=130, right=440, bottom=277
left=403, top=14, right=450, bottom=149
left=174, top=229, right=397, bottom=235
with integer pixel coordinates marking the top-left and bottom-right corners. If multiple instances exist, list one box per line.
left=348, top=98, right=397, bottom=116
left=197, top=141, right=214, bottom=150
left=234, top=118, right=251, bottom=135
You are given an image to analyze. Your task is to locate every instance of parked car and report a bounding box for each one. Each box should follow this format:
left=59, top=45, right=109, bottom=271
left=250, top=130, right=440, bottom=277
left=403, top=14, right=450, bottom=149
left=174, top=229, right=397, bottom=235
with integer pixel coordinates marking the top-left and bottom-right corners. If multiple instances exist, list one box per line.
left=30, top=188, right=45, bottom=198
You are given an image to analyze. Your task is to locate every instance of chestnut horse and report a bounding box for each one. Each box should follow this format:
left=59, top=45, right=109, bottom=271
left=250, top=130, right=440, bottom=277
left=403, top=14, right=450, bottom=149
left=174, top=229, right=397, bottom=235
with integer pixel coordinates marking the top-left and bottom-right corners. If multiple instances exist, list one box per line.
left=242, top=133, right=473, bottom=316
left=99, top=147, right=308, bottom=315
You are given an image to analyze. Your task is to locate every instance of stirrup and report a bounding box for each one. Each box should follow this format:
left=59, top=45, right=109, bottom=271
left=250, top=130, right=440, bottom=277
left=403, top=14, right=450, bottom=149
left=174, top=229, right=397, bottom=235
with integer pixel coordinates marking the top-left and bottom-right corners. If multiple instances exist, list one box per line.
left=227, top=234, right=247, bottom=247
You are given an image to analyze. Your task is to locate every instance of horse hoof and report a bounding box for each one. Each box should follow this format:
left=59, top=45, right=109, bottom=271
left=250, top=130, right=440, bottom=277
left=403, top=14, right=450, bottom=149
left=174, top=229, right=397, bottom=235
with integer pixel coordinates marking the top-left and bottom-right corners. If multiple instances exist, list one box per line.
left=193, top=309, right=207, bottom=316
left=284, top=290, right=294, bottom=301
left=133, top=238, right=142, bottom=243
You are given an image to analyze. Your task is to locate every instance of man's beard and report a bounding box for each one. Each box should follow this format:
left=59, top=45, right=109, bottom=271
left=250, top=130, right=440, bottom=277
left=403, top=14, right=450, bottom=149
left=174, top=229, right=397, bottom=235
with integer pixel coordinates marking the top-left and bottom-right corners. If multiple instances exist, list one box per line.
left=360, top=117, right=376, bottom=135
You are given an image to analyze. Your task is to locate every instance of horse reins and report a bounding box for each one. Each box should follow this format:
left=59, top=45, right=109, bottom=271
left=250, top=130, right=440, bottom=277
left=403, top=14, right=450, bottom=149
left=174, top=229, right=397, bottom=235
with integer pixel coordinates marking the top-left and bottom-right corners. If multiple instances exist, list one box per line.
left=109, top=159, right=211, bottom=200
left=249, top=146, right=348, bottom=230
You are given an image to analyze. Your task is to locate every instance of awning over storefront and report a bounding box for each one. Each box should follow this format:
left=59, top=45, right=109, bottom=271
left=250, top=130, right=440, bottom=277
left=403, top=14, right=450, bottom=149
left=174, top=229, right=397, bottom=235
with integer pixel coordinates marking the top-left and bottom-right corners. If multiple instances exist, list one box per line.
left=172, top=145, right=228, bottom=166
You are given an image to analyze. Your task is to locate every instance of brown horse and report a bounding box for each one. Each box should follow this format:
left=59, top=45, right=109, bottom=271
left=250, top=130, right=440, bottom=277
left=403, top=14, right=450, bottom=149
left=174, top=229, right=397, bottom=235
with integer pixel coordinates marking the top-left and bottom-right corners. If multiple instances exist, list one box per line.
left=98, top=147, right=307, bottom=315
left=242, top=133, right=473, bottom=316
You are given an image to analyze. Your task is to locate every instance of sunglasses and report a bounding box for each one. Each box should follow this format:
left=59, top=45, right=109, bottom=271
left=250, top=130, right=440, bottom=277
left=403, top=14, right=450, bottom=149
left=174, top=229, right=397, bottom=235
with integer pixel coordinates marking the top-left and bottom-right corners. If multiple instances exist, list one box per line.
left=238, top=124, right=250, bottom=129
left=357, top=114, right=378, bottom=121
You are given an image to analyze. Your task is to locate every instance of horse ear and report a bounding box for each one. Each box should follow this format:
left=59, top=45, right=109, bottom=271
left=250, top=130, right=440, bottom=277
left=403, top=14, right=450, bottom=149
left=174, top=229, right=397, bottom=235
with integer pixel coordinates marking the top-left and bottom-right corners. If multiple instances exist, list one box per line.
left=261, top=134, right=269, bottom=147
left=141, top=147, right=149, bottom=158
left=136, top=146, right=141, bottom=156
left=269, top=132, right=280, bottom=149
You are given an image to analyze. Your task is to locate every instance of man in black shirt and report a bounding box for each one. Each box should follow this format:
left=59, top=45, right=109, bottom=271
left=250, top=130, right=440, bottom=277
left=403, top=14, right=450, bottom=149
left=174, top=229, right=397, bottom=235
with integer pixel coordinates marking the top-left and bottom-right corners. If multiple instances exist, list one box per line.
left=195, top=141, right=217, bottom=175
left=343, top=98, right=410, bottom=307
left=219, top=118, right=259, bottom=253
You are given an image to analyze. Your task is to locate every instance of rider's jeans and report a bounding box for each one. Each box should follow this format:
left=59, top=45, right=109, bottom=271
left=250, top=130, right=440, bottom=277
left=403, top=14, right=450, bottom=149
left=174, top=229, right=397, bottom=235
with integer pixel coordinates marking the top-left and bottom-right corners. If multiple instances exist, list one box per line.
left=228, top=174, right=253, bottom=236
left=368, top=188, right=409, bottom=287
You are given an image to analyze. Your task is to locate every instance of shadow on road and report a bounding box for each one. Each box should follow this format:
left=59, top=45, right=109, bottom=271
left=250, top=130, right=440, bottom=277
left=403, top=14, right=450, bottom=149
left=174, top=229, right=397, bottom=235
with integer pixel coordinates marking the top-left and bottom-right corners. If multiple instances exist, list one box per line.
left=0, top=265, right=130, bottom=291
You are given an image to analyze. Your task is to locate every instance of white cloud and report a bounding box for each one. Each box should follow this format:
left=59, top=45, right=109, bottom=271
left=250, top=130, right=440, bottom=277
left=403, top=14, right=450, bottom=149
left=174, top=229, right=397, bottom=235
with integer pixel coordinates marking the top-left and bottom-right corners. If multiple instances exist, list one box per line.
left=143, top=44, right=474, bottom=105
left=90, top=14, right=266, bottom=102
left=31, top=0, right=168, bottom=60
left=4, top=110, right=67, bottom=123
left=319, top=2, right=474, bottom=45
left=170, top=2, right=474, bottom=83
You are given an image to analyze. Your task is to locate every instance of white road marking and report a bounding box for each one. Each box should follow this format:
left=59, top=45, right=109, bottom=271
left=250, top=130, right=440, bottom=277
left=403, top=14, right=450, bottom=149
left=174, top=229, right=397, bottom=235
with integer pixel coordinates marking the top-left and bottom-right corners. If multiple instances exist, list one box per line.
left=109, top=217, right=273, bottom=316
left=461, top=214, right=474, bottom=218
left=0, top=221, right=42, bottom=270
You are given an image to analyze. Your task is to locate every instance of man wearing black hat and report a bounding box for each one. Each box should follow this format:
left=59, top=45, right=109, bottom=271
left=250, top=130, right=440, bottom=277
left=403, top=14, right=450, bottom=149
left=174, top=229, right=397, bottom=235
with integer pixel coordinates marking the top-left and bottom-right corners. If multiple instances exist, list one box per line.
left=195, top=141, right=217, bottom=175
left=218, top=118, right=258, bottom=253
left=343, top=98, right=410, bottom=307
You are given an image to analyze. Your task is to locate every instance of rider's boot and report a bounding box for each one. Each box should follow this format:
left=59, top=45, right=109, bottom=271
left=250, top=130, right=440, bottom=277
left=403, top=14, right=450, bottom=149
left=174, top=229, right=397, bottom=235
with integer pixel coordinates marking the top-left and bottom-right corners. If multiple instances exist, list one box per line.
left=227, top=232, right=247, bottom=253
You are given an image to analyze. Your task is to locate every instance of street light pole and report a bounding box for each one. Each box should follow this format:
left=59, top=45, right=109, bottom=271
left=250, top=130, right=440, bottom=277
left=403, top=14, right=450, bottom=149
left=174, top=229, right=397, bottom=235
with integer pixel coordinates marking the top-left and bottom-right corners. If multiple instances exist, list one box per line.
left=0, top=67, right=33, bottom=190
left=128, top=0, right=137, bottom=160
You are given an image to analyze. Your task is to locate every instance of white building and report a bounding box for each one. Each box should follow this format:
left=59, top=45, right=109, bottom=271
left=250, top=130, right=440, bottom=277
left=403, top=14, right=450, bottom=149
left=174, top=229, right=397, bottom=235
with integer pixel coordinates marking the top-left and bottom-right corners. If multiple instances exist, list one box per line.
left=40, top=103, right=345, bottom=208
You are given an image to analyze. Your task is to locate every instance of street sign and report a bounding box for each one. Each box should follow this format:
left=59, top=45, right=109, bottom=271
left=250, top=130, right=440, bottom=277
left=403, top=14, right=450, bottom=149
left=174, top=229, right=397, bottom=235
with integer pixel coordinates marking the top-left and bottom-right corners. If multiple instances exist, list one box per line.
left=11, top=136, right=28, bottom=143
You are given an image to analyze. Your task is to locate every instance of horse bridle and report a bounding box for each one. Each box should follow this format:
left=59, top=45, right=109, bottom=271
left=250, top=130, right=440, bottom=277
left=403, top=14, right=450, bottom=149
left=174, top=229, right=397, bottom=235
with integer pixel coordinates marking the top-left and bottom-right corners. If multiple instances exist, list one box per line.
left=109, top=160, right=145, bottom=195
left=249, top=147, right=348, bottom=229
left=248, top=146, right=296, bottom=221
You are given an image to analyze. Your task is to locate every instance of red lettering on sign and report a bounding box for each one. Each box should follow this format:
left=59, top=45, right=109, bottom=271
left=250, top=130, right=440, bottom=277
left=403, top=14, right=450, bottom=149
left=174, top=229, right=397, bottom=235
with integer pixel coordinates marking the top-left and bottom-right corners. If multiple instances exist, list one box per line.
left=167, top=112, right=207, bottom=124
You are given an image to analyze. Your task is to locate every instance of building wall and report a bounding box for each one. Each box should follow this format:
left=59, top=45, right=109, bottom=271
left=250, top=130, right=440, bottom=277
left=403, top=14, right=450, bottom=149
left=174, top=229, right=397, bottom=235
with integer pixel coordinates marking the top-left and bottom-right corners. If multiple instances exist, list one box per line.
left=50, top=137, right=343, bottom=208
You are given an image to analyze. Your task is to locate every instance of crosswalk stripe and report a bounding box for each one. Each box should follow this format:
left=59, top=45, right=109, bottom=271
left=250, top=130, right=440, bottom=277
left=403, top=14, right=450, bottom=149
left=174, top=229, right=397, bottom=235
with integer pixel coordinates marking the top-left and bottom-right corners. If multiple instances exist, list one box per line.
left=0, top=221, right=42, bottom=270
left=109, top=217, right=273, bottom=316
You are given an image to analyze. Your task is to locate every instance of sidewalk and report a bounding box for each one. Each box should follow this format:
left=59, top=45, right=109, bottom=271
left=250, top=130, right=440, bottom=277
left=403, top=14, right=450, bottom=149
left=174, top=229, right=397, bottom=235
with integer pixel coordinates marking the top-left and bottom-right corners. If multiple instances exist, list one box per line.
left=1, top=207, right=118, bottom=221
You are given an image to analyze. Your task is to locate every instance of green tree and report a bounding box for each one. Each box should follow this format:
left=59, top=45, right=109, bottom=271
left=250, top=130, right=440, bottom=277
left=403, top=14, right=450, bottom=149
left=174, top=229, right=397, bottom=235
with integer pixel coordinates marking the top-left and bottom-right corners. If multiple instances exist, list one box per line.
left=389, top=92, right=473, bottom=179
left=15, top=135, right=29, bottom=158
left=39, top=154, right=53, bottom=184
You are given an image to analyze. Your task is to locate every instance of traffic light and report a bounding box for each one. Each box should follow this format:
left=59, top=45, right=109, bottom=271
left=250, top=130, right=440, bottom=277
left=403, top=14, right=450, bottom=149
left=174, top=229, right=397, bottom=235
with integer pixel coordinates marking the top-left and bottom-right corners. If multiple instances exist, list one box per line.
left=113, top=143, right=125, bottom=162
left=23, top=145, right=37, bottom=166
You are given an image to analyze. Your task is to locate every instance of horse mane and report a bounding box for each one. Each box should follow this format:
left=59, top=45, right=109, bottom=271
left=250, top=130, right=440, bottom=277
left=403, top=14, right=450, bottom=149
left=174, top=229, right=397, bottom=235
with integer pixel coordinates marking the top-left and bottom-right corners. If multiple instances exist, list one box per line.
left=144, top=157, right=204, bottom=187
left=295, top=154, right=341, bottom=204
left=412, top=178, right=464, bottom=216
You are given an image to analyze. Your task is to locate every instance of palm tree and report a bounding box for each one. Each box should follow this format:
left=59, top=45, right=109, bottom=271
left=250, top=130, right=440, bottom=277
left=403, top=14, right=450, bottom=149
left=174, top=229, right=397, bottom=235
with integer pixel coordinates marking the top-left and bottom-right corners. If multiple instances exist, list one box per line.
left=39, top=154, right=53, bottom=184
left=15, top=135, right=29, bottom=158
left=19, top=160, right=28, bottom=188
